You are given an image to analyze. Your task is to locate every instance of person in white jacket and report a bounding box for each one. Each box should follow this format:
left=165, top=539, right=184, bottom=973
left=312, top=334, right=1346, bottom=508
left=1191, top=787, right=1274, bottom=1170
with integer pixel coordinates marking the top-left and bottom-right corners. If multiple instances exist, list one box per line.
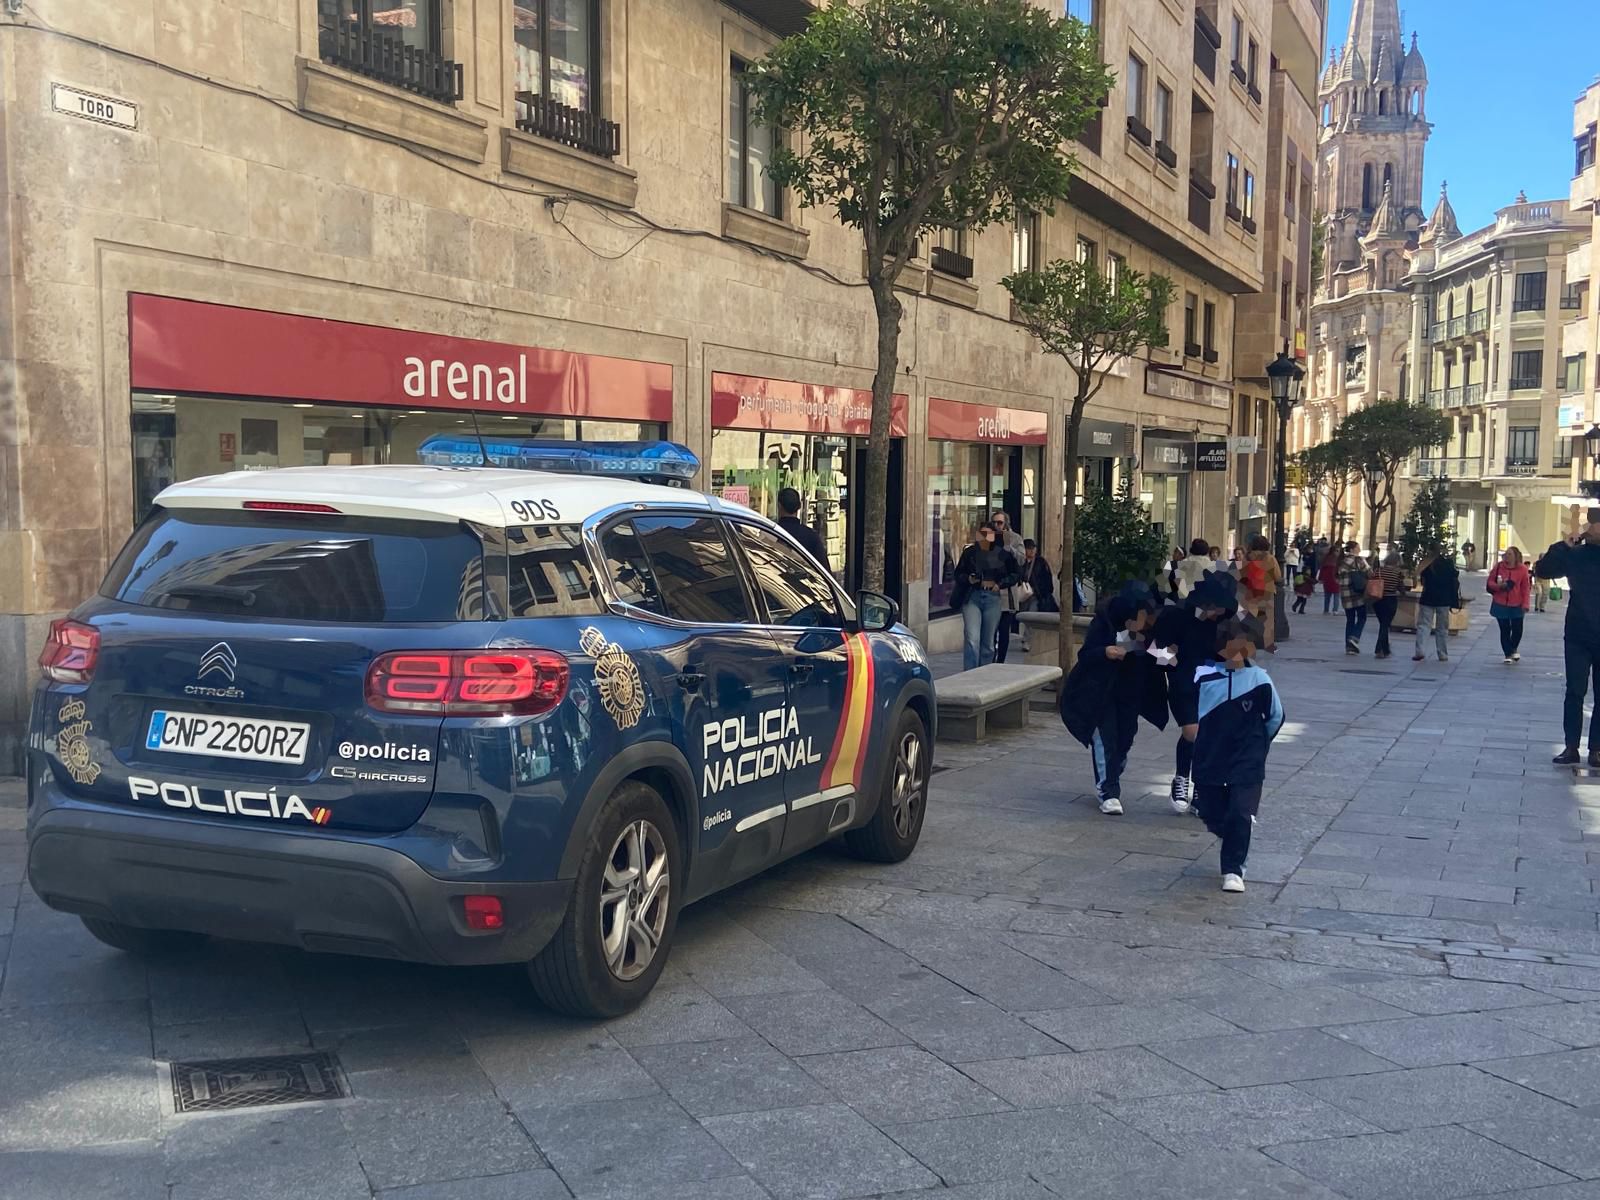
left=1175, top=537, right=1215, bottom=599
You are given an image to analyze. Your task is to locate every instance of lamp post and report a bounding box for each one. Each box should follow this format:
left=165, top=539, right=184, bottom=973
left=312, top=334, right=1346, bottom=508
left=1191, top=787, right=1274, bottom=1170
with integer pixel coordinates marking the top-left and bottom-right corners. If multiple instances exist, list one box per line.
left=1266, top=345, right=1306, bottom=641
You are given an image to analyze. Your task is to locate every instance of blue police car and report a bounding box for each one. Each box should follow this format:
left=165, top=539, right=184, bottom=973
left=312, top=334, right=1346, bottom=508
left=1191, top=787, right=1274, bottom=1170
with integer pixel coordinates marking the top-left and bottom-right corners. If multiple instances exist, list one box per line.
left=26, top=442, right=934, bottom=1017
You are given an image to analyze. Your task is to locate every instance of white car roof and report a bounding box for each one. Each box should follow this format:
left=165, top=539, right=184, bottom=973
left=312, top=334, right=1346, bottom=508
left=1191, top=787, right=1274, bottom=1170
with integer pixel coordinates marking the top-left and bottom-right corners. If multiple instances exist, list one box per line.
left=154, top=465, right=722, bottom=528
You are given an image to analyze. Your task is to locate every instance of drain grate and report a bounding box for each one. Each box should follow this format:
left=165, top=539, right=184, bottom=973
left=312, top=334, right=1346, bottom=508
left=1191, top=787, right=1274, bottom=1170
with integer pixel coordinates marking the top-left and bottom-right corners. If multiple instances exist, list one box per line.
left=1339, top=668, right=1395, bottom=676
left=171, top=1053, right=348, bottom=1113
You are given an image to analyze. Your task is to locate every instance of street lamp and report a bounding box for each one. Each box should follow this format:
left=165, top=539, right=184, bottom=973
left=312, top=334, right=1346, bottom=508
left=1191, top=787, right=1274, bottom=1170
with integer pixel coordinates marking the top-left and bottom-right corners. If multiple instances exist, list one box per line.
left=1266, top=344, right=1306, bottom=641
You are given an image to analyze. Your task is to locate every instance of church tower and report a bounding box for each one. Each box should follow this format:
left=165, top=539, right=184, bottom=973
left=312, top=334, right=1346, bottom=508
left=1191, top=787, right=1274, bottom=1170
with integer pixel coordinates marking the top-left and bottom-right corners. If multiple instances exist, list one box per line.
left=1317, top=2, right=1431, bottom=284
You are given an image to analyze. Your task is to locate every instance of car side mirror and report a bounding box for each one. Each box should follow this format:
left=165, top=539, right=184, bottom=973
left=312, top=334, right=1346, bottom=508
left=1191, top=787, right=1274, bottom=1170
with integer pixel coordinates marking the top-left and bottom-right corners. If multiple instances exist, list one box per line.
left=856, top=590, right=899, bottom=633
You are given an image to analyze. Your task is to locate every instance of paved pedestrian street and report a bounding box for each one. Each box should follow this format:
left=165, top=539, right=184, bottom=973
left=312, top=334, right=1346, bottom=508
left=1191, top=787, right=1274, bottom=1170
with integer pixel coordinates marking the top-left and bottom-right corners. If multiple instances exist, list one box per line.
left=5, top=602, right=1600, bottom=1200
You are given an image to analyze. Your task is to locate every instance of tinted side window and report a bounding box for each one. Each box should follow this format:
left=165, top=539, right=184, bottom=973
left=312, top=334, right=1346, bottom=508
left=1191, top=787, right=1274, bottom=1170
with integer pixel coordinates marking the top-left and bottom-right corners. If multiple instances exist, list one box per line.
left=633, top=515, right=754, bottom=624
left=733, top=522, right=843, bottom=628
left=506, top=525, right=603, bottom=618
left=601, top=520, right=665, bottom=616
left=103, top=508, right=484, bottom=622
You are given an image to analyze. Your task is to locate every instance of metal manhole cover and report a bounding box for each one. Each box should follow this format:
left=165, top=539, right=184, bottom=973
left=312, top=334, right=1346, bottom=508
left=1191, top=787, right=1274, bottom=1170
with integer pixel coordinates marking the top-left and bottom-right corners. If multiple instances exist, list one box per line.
left=171, top=1053, right=348, bottom=1113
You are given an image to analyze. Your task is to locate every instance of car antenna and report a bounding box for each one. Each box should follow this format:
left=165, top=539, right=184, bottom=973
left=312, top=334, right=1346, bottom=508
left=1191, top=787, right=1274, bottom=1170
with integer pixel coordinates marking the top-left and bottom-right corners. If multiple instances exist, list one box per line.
left=468, top=409, right=490, bottom=466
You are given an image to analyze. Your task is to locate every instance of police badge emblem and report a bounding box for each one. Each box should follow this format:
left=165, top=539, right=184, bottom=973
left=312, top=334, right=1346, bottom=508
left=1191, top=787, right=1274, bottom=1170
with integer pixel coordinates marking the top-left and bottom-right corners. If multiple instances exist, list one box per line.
left=580, top=627, right=646, bottom=729
left=57, top=697, right=101, bottom=786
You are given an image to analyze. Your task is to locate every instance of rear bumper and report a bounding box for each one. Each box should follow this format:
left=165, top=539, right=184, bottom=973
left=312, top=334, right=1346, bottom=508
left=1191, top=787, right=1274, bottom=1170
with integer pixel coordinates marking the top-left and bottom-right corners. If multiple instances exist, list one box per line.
left=27, top=806, right=572, bottom=967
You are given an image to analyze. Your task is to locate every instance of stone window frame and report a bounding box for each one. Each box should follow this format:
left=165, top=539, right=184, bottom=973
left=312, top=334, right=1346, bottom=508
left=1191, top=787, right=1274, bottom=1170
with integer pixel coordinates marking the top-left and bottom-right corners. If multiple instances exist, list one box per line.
left=719, top=17, right=809, bottom=260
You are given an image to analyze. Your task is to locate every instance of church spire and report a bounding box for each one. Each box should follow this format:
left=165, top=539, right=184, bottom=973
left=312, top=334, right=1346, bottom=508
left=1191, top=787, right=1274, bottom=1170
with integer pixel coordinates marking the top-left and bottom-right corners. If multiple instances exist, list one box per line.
left=1419, top=181, right=1459, bottom=246
left=1345, top=0, right=1405, bottom=84
left=1364, top=180, right=1404, bottom=241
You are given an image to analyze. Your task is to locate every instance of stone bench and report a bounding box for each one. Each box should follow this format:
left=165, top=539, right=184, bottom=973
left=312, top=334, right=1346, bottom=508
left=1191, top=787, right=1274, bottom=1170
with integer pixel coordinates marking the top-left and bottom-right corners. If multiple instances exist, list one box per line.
left=1013, top=611, right=1092, bottom=667
left=935, top=663, right=1063, bottom=742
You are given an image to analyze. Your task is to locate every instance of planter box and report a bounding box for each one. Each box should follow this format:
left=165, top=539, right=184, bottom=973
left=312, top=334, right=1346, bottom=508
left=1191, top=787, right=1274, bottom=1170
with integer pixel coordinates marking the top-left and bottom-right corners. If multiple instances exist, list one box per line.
left=1392, top=595, right=1471, bottom=635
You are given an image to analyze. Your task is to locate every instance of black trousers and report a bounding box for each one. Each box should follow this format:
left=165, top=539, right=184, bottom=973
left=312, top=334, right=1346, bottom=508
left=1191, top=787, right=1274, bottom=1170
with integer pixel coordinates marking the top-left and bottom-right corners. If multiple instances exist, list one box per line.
left=1497, top=616, right=1525, bottom=658
left=1195, top=782, right=1262, bottom=876
left=1372, top=596, right=1399, bottom=655
left=1563, top=631, right=1600, bottom=749
left=1090, top=711, right=1138, bottom=799
left=995, top=611, right=1017, bottom=662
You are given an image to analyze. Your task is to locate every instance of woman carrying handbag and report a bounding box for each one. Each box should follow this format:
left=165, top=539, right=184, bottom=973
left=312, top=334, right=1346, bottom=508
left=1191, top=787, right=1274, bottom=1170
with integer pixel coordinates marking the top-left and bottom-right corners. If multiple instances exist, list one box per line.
left=1487, top=547, right=1532, bottom=663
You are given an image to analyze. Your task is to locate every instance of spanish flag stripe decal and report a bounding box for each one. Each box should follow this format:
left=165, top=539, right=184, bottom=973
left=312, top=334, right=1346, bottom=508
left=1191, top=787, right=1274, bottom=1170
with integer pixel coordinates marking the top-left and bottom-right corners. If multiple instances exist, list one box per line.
left=821, top=634, right=876, bottom=792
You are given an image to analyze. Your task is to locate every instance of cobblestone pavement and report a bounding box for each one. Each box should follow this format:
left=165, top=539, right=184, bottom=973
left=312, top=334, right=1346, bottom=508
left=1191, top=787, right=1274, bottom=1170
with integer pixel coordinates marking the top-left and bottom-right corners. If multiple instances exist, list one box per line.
left=4, top=597, right=1600, bottom=1199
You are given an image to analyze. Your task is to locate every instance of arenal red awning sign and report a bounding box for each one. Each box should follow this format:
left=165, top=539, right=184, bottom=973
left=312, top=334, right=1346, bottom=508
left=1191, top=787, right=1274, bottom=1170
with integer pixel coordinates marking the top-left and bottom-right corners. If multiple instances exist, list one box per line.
left=128, top=295, right=673, bottom=423
left=711, top=372, right=908, bottom=437
left=927, top=396, right=1049, bottom=445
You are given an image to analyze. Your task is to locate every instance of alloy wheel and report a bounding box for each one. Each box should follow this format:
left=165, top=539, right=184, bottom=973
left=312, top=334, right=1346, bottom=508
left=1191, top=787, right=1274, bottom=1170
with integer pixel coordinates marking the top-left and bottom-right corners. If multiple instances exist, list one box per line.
left=598, top=819, right=670, bottom=981
left=890, top=730, right=926, bottom=839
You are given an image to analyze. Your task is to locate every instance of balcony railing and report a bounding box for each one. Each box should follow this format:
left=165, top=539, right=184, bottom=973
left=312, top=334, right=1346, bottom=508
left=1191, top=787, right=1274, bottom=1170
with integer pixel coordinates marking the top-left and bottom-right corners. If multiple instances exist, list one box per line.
left=1429, top=322, right=1446, bottom=342
left=929, top=246, right=974, bottom=280
left=1416, top=457, right=1481, bottom=480
left=1445, top=385, right=1465, bottom=407
left=319, top=21, right=463, bottom=105
left=1126, top=115, right=1153, bottom=147
left=1448, top=315, right=1466, bottom=338
left=1424, top=388, right=1444, bottom=406
left=1510, top=375, right=1542, bottom=391
left=1188, top=177, right=1212, bottom=233
left=1464, top=382, right=1486, bottom=404
left=1562, top=293, right=1584, bottom=310
left=1512, top=297, right=1546, bottom=313
left=1467, top=309, right=1488, bottom=333
left=516, top=93, right=622, bottom=159
left=1155, top=140, right=1178, bottom=169
left=1505, top=461, right=1540, bottom=476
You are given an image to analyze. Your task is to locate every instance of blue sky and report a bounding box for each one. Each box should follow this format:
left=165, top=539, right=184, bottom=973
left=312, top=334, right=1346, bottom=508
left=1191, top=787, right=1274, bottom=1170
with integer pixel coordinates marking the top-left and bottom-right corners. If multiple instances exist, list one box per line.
left=1323, top=0, right=1598, bottom=231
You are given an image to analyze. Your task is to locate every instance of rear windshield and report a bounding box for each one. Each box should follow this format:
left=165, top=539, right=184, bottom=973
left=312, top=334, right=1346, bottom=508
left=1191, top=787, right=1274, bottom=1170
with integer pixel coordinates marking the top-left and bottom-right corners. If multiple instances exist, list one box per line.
left=102, top=508, right=487, bottom=623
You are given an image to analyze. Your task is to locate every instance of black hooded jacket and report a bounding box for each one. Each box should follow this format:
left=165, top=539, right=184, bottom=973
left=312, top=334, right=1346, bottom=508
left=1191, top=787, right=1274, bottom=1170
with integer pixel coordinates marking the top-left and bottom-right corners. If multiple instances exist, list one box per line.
left=1151, top=571, right=1239, bottom=723
left=1058, top=590, right=1169, bottom=747
left=1536, top=537, right=1600, bottom=635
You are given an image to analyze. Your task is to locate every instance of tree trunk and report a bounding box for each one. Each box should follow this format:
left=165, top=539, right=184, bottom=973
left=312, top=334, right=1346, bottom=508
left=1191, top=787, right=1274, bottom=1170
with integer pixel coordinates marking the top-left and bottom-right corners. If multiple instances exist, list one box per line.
left=1059, top=396, right=1087, bottom=674
left=1385, top=476, right=1400, bottom=550
left=862, top=280, right=903, bottom=596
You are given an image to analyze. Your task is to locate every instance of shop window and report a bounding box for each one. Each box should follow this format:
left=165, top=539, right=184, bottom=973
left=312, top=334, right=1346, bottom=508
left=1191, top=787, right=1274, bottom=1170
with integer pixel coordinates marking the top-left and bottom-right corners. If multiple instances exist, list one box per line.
left=731, top=522, right=842, bottom=628
left=927, top=441, right=1040, bottom=614
left=631, top=514, right=753, bottom=625
left=728, top=58, right=780, bottom=218
left=709, top=429, right=849, bottom=582
left=317, top=0, right=462, bottom=105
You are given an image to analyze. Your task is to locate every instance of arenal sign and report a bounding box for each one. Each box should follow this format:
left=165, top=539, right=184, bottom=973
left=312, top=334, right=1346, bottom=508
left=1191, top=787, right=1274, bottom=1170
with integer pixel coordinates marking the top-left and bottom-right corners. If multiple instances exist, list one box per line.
left=128, top=295, right=674, bottom=422
left=710, top=372, right=908, bottom=437
left=927, top=397, right=1048, bottom=445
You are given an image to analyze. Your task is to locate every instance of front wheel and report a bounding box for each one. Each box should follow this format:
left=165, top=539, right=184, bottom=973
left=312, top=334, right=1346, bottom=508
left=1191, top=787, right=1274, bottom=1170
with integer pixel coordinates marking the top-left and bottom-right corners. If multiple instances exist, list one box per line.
left=527, top=780, right=681, bottom=1018
left=844, top=708, right=929, bottom=863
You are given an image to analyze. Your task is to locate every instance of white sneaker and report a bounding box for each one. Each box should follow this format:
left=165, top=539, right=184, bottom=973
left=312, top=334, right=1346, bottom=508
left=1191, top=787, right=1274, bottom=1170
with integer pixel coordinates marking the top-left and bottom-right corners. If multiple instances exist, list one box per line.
left=1099, top=796, right=1124, bottom=816
left=1512, top=653, right=1521, bottom=662
left=1221, top=873, right=1245, bottom=893
left=1168, top=775, right=1193, bottom=814
left=1504, top=657, right=1513, bottom=664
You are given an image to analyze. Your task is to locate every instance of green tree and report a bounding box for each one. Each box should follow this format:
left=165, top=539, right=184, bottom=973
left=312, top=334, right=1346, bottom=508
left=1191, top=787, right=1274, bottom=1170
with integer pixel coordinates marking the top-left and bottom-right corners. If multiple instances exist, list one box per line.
left=1301, top=438, right=1361, bottom=541
left=748, top=0, right=1110, bottom=594
left=1073, top=481, right=1169, bottom=605
left=1004, top=258, right=1175, bottom=669
left=1334, top=399, right=1449, bottom=550
left=1399, top=476, right=1454, bottom=568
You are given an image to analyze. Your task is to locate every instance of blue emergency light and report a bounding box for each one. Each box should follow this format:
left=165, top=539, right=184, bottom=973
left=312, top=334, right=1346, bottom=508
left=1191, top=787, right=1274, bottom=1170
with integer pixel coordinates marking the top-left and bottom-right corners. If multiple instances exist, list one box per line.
left=416, top=436, right=700, bottom=487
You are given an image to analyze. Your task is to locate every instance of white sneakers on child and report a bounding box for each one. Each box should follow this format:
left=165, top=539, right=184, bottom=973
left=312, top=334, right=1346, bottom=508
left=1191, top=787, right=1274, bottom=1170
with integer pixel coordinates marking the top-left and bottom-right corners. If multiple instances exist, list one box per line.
left=1169, top=775, right=1194, bottom=815
left=1221, top=873, right=1245, bottom=893
left=1098, top=796, right=1124, bottom=815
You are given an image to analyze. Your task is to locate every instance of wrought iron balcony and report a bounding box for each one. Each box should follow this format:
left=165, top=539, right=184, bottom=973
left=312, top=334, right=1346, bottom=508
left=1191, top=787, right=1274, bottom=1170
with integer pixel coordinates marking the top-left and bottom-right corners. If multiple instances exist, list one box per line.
left=1505, top=461, right=1540, bottom=476
left=929, top=246, right=973, bottom=280
left=319, top=21, right=463, bottom=105
left=516, top=93, right=621, bottom=159
left=1512, top=296, right=1546, bottom=314
left=1416, top=456, right=1481, bottom=480
left=1126, top=115, right=1152, bottom=147
left=1155, top=140, right=1178, bottom=169
left=1464, top=382, right=1486, bottom=404
left=1424, top=388, right=1443, bottom=406
left=1429, top=321, right=1447, bottom=342
left=1510, top=375, right=1543, bottom=391
left=1445, top=386, right=1464, bottom=407
left=1448, top=316, right=1466, bottom=338
left=1467, top=309, right=1488, bottom=333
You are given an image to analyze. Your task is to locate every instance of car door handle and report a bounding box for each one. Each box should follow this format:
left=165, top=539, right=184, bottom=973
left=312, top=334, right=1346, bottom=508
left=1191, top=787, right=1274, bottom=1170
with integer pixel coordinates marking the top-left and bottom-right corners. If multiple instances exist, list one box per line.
left=789, top=660, right=815, bottom=680
left=676, top=671, right=705, bottom=692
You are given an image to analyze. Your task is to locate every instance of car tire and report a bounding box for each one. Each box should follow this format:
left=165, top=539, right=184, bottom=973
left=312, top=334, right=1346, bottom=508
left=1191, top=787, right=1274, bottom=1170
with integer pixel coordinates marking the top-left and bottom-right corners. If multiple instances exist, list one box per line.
left=528, top=780, right=681, bottom=1019
left=79, top=916, right=204, bottom=955
left=844, top=707, right=929, bottom=863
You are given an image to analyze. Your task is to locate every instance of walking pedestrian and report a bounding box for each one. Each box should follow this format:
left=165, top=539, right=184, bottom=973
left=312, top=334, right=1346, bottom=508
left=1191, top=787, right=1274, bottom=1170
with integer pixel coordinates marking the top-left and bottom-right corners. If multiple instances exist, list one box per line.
left=1535, top=510, right=1600, bottom=765
left=991, top=511, right=1026, bottom=658
left=776, top=487, right=829, bottom=573
left=1058, top=585, right=1168, bottom=815
left=1151, top=570, right=1238, bottom=815
left=1533, top=574, right=1551, bottom=613
left=1339, top=542, right=1371, bottom=653
left=1242, top=534, right=1281, bottom=651
left=1175, top=537, right=1213, bottom=599
left=1371, top=553, right=1405, bottom=659
left=1193, top=617, right=1285, bottom=893
left=1462, top=540, right=1478, bottom=572
left=1319, top=549, right=1342, bottom=613
left=1412, top=549, right=1460, bottom=664
left=1487, top=547, right=1532, bottom=664
left=950, top=521, right=1018, bottom=671
left=1228, top=546, right=1247, bottom=579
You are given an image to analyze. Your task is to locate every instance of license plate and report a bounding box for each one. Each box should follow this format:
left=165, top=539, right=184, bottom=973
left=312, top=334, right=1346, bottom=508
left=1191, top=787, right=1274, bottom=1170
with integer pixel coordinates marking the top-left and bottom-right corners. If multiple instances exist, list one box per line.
left=145, top=710, right=311, bottom=765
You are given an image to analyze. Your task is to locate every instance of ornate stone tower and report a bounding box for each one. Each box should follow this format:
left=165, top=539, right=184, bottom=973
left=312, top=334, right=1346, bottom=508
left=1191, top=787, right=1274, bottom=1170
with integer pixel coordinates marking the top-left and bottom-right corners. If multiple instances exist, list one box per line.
left=1295, top=0, right=1434, bottom=548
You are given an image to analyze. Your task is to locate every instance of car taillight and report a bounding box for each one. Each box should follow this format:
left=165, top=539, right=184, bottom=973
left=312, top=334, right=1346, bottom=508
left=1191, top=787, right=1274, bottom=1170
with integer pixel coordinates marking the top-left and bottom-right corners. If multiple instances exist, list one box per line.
left=366, top=650, right=569, bottom=716
left=38, top=619, right=100, bottom=683
left=241, top=500, right=342, bottom=514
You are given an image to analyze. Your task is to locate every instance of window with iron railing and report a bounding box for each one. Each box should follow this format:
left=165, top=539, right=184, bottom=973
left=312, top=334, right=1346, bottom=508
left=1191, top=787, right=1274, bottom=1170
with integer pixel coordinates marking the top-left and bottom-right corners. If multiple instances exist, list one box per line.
left=1507, top=426, right=1539, bottom=467
left=1512, top=270, right=1547, bottom=313
left=1556, top=437, right=1575, bottom=470
left=317, top=0, right=462, bottom=105
left=514, top=0, right=618, bottom=159
left=1510, top=349, right=1543, bottom=390
left=931, top=227, right=973, bottom=279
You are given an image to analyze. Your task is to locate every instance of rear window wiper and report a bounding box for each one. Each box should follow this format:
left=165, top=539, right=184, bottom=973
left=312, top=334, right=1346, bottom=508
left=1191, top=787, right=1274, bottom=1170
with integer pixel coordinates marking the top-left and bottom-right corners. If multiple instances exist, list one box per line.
left=159, top=583, right=258, bottom=607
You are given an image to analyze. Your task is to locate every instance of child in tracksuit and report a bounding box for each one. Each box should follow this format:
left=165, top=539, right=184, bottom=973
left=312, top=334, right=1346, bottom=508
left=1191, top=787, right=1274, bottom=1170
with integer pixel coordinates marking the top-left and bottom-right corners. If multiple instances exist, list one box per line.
left=1151, top=570, right=1239, bottom=816
left=1192, top=617, right=1284, bottom=892
left=1059, top=585, right=1168, bottom=815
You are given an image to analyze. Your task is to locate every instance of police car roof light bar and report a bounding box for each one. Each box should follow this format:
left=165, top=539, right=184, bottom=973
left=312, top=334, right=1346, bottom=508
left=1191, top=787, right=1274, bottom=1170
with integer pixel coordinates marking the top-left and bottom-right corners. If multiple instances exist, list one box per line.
left=416, top=436, right=700, bottom=486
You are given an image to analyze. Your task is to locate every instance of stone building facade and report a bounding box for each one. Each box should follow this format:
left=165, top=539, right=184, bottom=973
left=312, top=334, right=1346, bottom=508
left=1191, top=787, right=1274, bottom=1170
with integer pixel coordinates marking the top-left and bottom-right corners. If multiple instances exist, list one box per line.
left=1292, top=0, right=1429, bottom=548
left=1560, top=79, right=1600, bottom=518
left=0, top=0, right=1281, bottom=769
left=1403, top=194, right=1588, bottom=564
